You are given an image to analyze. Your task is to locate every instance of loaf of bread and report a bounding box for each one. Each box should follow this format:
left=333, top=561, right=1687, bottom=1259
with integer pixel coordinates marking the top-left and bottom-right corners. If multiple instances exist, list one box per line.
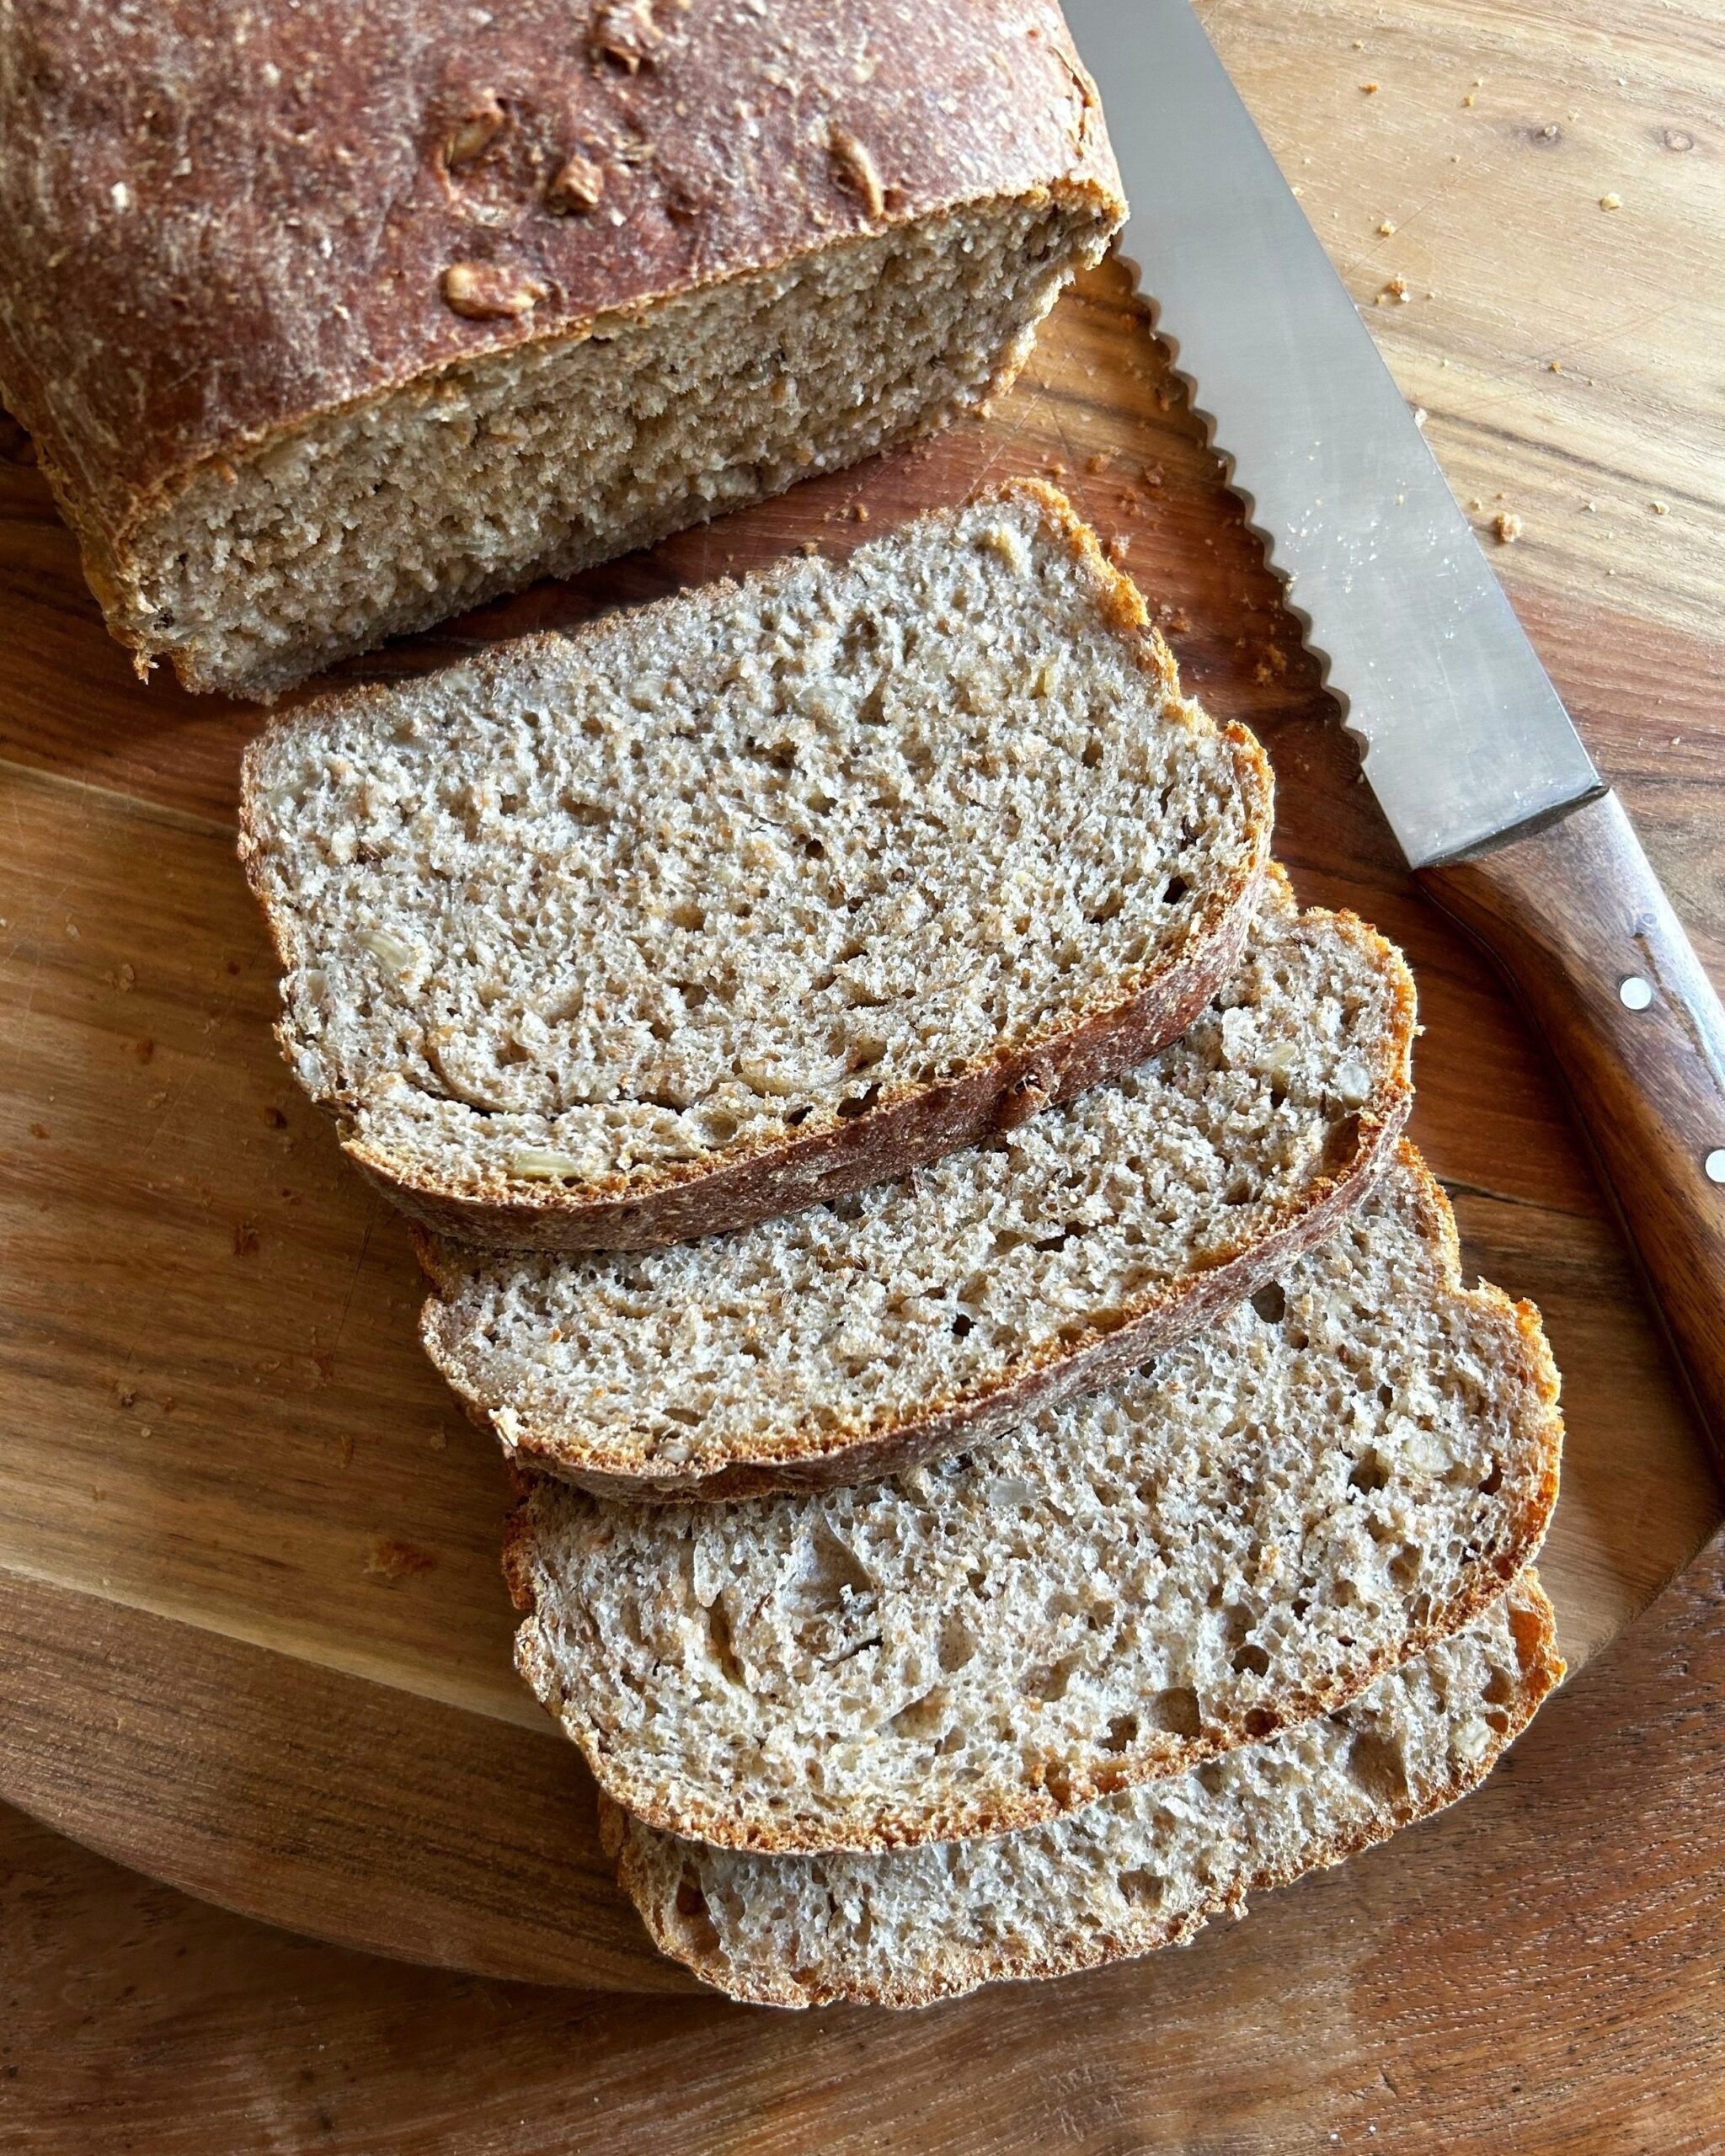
left=608, top=1577, right=1562, bottom=2006
left=241, top=486, right=1273, bottom=1249
left=506, top=1150, right=1562, bottom=1852
left=0, top=0, right=1123, bottom=699
left=419, top=873, right=1415, bottom=1498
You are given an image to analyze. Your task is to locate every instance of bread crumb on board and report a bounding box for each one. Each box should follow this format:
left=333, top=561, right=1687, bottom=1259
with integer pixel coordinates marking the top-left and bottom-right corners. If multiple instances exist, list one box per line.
left=366, top=1535, right=438, bottom=1584
left=1493, top=511, right=1523, bottom=544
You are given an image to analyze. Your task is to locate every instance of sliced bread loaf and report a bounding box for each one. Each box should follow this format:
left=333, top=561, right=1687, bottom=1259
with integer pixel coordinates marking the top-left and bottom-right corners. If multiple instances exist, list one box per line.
left=0, top=0, right=1123, bottom=698
left=609, top=1577, right=1562, bottom=2007
left=240, top=485, right=1273, bottom=1250
left=420, top=871, right=1415, bottom=1498
left=506, top=1149, right=1562, bottom=1852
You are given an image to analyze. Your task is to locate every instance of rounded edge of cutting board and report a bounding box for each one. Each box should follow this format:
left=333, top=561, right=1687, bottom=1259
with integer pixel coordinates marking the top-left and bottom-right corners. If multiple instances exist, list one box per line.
left=0, top=1568, right=695, bottom=1992
left=2, top=253, right=1721, bottom=1992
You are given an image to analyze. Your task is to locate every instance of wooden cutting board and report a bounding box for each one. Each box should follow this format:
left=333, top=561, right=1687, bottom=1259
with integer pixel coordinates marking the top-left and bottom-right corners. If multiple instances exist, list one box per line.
left=0, top=242, right=1719, bottom=1991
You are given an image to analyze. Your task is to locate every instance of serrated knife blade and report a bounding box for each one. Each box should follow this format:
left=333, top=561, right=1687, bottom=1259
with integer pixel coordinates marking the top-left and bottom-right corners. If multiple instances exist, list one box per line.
left=1063, top=0, right=1601, bottom=867
left=1060, top=0, right=1725, bottom=1463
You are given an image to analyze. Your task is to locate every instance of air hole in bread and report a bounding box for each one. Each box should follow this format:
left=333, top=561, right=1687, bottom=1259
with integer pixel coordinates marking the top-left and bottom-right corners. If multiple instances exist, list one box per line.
left=1151, top=1686, right=1203, bottom=1738
left=672, top=1874, right=722, bottom=1957
left=1116, top=1868, right=1167, bottom=1908
left=1346, top=1731, right=1410, bottom=1806
left=889, top=1689, right=951, bottom=1738
left=938, top=1619, right=978, bottom=1674
left=1023, top=1655, right=1082, bottom=1705
left=1348, top=1449, right=1391, bottom=1495
left=705, top=1603, right=745, bottom=1688
left=1388, top=1547, right=1423, bottom=1592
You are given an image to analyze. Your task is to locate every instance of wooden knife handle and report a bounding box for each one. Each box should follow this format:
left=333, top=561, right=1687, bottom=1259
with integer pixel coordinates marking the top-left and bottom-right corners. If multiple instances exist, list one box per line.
left=1420, top=790, right=1725, bottom=1472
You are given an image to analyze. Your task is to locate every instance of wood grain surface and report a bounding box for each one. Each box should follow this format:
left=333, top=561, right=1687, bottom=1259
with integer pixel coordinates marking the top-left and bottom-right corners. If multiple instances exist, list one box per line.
left=4, top=1532, right=1723, bottom=2154
left=2, top=0, right=1723, bottom=2116
left=1, top=246, right=1715, bottom=1980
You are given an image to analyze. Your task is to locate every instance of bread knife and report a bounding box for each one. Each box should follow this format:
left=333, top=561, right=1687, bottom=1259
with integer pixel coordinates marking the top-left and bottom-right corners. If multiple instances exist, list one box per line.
left=1064, top=0, right=1725, bottom=1461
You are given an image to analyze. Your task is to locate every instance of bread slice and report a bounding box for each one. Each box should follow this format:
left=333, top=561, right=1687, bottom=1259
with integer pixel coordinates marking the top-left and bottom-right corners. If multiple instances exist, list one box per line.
left=0, top=0, right=1124, bottom=699
left=506, top=1149, right=1562, bottom=1852
left=609, top=1576, right=1562, bottom=2007
left=420, top=872, right=1415, bottom=1499
left=240, top=484, right=1274, bottom=1250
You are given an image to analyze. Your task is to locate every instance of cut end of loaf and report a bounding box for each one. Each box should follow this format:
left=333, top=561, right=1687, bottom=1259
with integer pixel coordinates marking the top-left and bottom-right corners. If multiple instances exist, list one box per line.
left=419, top=879, right=1418, bottom=1499
left=611, top=1575, right=1563, bottom=2009
left=0, top=0, right=1127, bottom=697
left=241, top=483, right=1273, bottom=1249
left=507, top=1147, right=1564, bottom=1854
left=112, top=202, right=1115, bottom=699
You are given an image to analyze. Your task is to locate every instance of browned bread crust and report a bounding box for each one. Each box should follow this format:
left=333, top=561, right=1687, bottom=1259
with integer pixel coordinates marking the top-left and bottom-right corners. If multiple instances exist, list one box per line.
left=0, top=0, right=1122, bottom=690
left=377, top=819, right=1267, bottom=1249
left=606, top=1577, right=1563, bottom=2008
left=416, top=887, right=1415, bottom=1502
left=239, top=480, right=1274, bottom=1251
left=501, top=1145, right=1566, bottom=1854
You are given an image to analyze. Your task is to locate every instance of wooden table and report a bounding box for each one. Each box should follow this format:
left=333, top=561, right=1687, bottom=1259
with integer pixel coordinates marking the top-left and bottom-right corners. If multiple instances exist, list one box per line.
left=3, top=0, right=1723, bottom=2145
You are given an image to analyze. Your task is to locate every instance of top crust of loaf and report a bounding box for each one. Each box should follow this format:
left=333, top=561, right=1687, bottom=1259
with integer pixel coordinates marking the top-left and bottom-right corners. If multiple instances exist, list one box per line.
left=240, top=483, right=1274, bottom=1250
left=0, top=0, right=1122, bottom=595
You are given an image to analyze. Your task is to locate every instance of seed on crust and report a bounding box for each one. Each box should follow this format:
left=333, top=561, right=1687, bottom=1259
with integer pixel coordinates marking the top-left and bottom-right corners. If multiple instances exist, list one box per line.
left=589, top=0, right=661, bottom=72
left=829, top=125, right=887, bottom=220
left=547, top=152, right=606, bottom=213
left=441, top=261, right=548, bottom=320
left=444, top=92, right=505, bottom=168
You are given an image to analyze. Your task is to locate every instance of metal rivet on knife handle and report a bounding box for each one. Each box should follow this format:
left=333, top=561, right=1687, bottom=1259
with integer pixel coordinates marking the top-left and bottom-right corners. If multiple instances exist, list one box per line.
left=1419, top=792, right=1725, bottom=1469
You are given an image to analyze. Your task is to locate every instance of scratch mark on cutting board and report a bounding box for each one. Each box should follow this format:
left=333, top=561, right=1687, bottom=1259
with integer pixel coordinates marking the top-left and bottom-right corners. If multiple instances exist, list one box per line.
left=328, top=1201, right=382, bottom=1369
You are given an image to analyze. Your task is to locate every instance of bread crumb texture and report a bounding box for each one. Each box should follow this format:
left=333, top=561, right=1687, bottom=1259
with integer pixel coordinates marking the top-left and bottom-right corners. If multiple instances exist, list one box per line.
left=132, top=200, right=1108, bottom=696
left=243, top=488, right=1268, bottom=1231
left=0, top=0, right=1122, bottom=697
left=613, top=1578, right=1562, bottom=2005
left=510, top=1151, right=1562, bottom=1851
left=423, top=879, right=1414, bottom=1493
